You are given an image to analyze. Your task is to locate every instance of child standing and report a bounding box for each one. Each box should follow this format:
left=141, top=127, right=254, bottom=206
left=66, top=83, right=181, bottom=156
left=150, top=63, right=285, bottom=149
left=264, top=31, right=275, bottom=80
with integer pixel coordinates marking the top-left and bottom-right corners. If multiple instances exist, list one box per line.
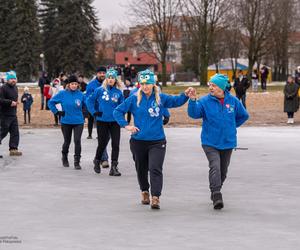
left=284, top=75, right=299, bottom=124
left=21, top=87, right=33, bottom=124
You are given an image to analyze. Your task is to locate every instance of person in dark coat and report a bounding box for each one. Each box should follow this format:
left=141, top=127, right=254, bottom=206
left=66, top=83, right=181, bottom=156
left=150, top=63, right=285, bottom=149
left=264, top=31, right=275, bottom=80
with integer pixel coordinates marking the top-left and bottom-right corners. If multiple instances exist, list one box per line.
left=284, top=75, right=299, bottom=124
left=0, top=71, right=22, bottom=156
left=260, top=66, right=269, bottom=91
left=233, top=70, right=250, bottom=109
left=21, top=87, right=33, bottom=124
left=38, top=72, right=50, bottom=110
left=123, top=63, right=131, bottom=82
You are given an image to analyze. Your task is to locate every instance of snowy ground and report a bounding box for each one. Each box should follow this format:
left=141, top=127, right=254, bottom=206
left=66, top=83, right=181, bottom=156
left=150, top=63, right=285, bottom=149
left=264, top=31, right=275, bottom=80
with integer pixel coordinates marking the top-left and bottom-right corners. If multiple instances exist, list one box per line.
left=0, top=127, right=300, bottom=250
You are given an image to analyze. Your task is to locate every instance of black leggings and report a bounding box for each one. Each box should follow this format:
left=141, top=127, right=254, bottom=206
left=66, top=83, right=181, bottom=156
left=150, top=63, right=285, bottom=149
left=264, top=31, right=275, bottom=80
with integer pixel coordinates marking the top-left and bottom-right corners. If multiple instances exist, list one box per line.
left=61, top=124, right=84, bottom=157
left=87, top=113, right=94, bottom=137
left=130, top=139, right=166, bottom=197
left=95, top=121, right=120, bottom=162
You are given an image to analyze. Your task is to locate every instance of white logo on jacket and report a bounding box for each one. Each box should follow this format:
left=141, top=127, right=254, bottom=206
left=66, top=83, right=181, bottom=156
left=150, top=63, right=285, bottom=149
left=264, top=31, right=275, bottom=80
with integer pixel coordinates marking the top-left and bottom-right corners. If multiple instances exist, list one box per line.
left=148, top=101, right=160, bottom=117
left=102, top=91, right=110, bottom=101
left=75, top=99, right=81, bottom=107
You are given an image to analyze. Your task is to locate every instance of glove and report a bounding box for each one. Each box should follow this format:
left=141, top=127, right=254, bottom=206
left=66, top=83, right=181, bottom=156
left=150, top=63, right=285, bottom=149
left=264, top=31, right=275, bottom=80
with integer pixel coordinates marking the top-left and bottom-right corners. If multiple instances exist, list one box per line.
left=56, top=111, right=65, bottom=117
left=163, top=116, right=169, bottom=125
left=94, top=111, right=103, bottom=117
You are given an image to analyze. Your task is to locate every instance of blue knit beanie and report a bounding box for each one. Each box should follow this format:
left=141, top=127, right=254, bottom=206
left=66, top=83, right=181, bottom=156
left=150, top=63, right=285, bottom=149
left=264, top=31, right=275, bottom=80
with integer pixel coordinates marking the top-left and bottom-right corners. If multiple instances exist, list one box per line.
left=106, top=69, right=118, bottom=79
left=209, top=74, right=228, bottom=91
left=6, top=71, right=17, bottom=81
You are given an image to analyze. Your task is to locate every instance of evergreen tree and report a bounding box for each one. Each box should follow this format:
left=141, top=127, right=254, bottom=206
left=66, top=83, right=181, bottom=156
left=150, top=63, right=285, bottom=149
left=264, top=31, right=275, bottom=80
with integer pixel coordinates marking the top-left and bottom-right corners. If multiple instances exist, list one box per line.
left=39, top=0, right=99, bottom=77
left=0, top=1, right=17, bottom=71
left=0, top=0, right=41, bottom=81
left=14, top=0, right=41, bottom=81
left=39, top=0, right=60, bottom=76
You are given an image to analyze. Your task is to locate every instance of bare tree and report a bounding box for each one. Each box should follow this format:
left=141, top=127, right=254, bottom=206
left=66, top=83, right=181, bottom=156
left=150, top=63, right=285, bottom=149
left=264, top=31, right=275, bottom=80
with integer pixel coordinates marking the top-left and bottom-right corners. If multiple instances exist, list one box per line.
left=237, top=0, right=275, bottom=80
left=128, top=0, right=180, bottom=86
left=270, top=0, right=295, bottom=80
left=180, top=0, right=230, bottom=85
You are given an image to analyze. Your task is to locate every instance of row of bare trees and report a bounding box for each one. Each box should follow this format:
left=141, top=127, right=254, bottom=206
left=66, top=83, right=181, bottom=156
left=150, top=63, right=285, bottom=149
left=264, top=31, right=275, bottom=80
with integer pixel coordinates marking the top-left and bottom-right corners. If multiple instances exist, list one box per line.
left=101, top=0, right=299, bottom=86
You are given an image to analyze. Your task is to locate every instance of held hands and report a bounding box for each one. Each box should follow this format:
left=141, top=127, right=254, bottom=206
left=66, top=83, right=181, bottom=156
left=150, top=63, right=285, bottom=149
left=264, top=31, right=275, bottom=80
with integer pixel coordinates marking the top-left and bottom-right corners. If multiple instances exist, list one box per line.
left=125, top=125, right=140, bottom=134
left=185, top=87, right=197, bottom=100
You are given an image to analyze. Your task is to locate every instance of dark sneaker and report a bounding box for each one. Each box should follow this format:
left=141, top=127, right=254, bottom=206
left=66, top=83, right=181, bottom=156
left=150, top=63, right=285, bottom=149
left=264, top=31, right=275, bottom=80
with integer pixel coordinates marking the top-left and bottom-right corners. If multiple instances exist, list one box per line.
left=93, top=159, right=101, bottom=174
left=212, top=192, right=224, bottom=210
left=86, top=135, right=92, bottom=139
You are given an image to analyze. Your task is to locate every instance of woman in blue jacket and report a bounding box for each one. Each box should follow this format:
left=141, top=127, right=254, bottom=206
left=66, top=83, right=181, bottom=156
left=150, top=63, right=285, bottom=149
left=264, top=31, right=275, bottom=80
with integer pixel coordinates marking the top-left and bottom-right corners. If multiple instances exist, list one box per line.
left=87, top=69, right=124, bottom=176
left=48, top=75, right=85, bottom=170
left=113, top=69, right=192, bottom=209
left=187, top=74, right=249, bottom=210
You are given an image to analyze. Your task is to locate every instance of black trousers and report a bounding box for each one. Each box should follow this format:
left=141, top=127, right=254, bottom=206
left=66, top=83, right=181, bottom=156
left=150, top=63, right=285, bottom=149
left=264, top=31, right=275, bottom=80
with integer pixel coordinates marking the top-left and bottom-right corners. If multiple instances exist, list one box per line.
left=261, top=78, right=267, bottom=90
left=202, top=145, right=233, bottom=193
left=287, top=112, right=294, bottom=118
left=0, top=116, right=20, bottom=150
left=130, top=139, right=166, bottom=197
left=87, top=113, right=94, bottom=137
left=24, top=109, right=31, bottom=123
left=126, top=112, right=132, bottom=123
left=95, top=121, right=120, bottom=162
left=54, top=113, right=62, bottom=125
left=61, top=124, right=84, bottom=157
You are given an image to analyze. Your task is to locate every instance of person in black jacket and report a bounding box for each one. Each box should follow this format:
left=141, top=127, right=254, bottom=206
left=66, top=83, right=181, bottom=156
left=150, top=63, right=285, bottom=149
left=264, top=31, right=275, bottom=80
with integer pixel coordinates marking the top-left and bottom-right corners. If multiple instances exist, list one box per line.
left=233, top=70, right=250, bottom=109
left=0, top=71, right=22, bottom=156
left=38, top=71, right=50, bottom=110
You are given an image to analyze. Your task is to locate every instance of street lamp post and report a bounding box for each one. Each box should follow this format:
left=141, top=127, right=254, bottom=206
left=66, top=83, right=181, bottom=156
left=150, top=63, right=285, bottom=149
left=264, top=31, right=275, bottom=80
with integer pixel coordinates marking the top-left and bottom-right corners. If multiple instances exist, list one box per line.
left=40, top=53, right=45, bottom=72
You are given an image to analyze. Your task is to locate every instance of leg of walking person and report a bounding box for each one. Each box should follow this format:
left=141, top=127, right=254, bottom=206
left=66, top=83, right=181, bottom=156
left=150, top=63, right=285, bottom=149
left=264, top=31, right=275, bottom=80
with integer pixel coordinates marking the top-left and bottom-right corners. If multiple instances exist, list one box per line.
left=108, top=122, right=121, bottom=176
left=202, top=145, right=224, bottom=209
left=9, top=117, right=20, bottom=153
left=220, top=149, right=233, bottom=188
left=130, top=139, right=150, bottom=205
left=148, top=140, right=166, bottom=209
left=94, top=121, right=110, bottom=174
left=87, top=113, right=94, bottom=139
left=73, top=124, right=84, bottom=169
left=61, top=124, right=73, bottom=167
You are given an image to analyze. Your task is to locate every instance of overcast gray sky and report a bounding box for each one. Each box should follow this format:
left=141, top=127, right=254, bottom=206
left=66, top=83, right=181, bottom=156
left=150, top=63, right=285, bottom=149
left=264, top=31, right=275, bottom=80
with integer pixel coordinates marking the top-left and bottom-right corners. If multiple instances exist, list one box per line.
left=93, top=0, right=130, bottom=29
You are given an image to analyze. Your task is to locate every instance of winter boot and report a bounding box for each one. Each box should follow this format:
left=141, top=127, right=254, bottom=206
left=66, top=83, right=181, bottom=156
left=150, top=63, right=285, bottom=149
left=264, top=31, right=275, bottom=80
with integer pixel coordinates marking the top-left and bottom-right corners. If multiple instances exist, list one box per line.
left=212, top=191, right=224, bottom=210
left=101, top=160, right=109, bottom=168
left=151, top=196, right=160, bottom=209
left=141, top=191, right=150, bottom=205
left=109, top=161, right=121, bottom=176
left=93, top=158, right=101, bottom=174
left=9, top=149, right=22, bottom=156
left=62, top=153, right=69, bottom=167
left=74, top=155, right=81, bottom=170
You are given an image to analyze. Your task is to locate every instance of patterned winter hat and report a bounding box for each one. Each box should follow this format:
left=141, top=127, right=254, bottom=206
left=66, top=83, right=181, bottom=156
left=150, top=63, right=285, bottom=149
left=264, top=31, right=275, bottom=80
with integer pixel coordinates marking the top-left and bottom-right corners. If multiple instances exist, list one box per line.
left=105, top=69, right=118, bottom=79
left=6, top=70, right=17, bottom=81
left=138, top=69, right=155, bottom=85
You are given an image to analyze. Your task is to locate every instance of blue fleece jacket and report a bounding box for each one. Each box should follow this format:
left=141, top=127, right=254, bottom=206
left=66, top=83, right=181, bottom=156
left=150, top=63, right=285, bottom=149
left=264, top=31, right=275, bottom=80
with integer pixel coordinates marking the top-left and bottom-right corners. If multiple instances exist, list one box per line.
left=87, top=86, right=124, bottom=122
left=188, top=91, right=249, bottom=150
left=113, top=92, right=188, bottom=141
left=130, top=87, right=170, bottom=118
left=85, top=77, right=104, bottom=98
left=48, top=89, right=85, bottom=125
